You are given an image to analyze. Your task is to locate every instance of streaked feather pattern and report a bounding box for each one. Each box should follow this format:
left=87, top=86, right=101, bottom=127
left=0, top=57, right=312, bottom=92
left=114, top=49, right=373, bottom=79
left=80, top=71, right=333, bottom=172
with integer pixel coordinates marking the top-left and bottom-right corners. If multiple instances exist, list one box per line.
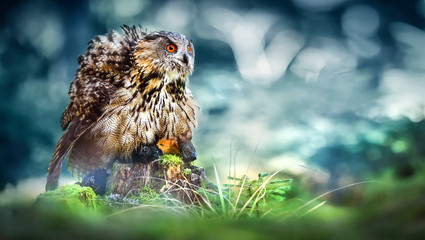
left=46, top=26, right=198, bottom=190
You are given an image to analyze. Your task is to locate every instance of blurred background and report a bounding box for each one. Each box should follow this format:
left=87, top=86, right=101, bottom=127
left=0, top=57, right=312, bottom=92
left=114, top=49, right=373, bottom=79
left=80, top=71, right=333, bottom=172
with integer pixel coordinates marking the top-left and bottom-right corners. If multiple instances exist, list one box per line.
left=0, top=0, right=424, bottom=202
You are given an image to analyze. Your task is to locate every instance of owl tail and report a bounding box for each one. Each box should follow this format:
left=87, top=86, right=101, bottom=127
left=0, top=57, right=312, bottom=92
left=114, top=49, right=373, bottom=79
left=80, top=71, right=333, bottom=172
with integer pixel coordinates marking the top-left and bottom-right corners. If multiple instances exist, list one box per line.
left=45, top=119, right=93, bottom=191
left=46, top=134, right=73, bottom=191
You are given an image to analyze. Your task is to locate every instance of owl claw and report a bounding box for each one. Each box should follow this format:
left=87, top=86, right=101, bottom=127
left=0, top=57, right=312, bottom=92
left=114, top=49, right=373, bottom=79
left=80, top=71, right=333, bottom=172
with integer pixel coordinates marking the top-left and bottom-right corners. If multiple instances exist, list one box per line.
left=133, top=144, right=163, bottom=163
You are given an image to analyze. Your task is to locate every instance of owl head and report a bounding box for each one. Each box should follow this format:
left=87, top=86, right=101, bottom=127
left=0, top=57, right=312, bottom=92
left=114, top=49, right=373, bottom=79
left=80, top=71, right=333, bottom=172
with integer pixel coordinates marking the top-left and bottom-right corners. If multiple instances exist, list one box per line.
left=124, top=26, right=195, bottom=78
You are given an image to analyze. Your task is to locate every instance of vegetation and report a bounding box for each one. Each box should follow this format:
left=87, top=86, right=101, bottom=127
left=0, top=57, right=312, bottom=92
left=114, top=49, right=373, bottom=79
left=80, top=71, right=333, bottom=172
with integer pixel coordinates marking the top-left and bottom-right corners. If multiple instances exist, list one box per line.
left=182, top=168, right=192, bottom=176
left=1, top=162, right=420, bottom=240
left=36, top=184, right=101, bottom=209
left=159, top=154, right=182, bottom=167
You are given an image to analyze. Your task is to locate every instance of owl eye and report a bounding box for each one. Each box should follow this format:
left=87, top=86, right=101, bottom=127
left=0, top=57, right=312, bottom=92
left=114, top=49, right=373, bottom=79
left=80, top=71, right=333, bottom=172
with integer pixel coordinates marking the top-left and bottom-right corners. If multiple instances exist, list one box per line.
left=187, top=45, right=190, bottom=52
left=166, top=44, right=176, bottom=53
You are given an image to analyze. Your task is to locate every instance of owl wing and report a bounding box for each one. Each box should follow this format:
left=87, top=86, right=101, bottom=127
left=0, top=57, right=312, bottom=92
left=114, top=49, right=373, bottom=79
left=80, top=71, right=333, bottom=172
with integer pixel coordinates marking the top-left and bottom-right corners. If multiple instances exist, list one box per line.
left=46, top=75, right=117, bottom=191
left=59, top=25, right=147, bottom=130
left=46, top=28, right=137, bottom=190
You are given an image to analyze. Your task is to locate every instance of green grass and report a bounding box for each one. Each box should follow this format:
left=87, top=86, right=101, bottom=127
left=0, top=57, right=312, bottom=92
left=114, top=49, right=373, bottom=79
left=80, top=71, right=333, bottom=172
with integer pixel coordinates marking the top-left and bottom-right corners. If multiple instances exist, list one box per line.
left=1, top=164, right=425, bottom=239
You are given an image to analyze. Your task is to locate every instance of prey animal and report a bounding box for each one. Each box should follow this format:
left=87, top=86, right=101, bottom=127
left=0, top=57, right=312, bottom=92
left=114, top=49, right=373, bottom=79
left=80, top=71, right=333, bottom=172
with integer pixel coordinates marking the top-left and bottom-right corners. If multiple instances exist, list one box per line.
left=46, top=25, right=199, bottom=191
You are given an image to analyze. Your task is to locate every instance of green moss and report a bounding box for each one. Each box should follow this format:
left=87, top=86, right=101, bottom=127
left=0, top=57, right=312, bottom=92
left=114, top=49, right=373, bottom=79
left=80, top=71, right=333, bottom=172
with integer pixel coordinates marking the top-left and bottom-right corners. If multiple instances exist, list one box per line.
left=37, top=184, right=105, bottom=210
left=155, top=170, right=164, bottom=177
left=183, top=168, right=192, bottom=176
left=159, top=154, right=182, bottom=167
left=128, top=185, right=160, bottom=204
left=105, top=164, right=119, bottom=195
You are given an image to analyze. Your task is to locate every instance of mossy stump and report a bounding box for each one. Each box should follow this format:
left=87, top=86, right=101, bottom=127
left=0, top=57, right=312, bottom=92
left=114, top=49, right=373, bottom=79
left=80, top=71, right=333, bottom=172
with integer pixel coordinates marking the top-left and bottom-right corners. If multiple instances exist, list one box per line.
left=106, top=155, right=208, bottom=203
left=36, top=184, right=103, bottom=210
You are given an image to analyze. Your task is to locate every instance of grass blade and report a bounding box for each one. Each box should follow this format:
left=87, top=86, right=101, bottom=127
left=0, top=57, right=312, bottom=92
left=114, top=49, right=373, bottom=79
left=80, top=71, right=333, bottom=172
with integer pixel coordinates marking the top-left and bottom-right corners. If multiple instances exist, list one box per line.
left=213, top=162, right=227, bottom=217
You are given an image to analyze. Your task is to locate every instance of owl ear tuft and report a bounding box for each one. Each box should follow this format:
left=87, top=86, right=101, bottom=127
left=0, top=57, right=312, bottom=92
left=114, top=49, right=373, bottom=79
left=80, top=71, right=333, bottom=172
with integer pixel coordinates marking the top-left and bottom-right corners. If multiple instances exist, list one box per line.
left=121, top=25, right=147, bottom=42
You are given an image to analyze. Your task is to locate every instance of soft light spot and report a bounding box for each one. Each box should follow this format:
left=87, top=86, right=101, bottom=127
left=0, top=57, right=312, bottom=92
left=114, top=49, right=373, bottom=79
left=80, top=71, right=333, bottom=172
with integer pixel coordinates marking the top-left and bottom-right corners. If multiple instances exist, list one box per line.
left=203, top=8, right=304, bottom=86
left=113, top=0, right=144, bottom=18
left=342, top=5, right=380, bottom=37
left=155, top=0, right=196, bottom=30
left=379, top=69, right=425, bottom=122
left=391, top=140, right=407, bottom=153
left=291, top=37, right=357, bottom=82
left=309, top=136, right=327, bottom=148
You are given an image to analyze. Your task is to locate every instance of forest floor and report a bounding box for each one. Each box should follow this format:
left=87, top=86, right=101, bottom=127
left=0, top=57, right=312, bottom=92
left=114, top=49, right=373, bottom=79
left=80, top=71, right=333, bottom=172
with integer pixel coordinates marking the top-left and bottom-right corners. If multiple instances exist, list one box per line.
left=0, top=158, right=424, bottom=240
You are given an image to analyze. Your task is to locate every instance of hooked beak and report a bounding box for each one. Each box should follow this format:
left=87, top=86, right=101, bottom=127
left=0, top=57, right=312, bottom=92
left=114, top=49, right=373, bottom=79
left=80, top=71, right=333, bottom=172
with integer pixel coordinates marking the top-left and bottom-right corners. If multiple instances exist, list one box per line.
left=182, top=53, right=189, bottom=65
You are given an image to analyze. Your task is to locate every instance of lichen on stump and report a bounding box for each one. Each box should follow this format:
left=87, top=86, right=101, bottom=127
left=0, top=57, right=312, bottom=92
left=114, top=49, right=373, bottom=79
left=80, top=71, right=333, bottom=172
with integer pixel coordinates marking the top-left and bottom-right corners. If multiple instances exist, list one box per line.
left=106, top=154, right=208, bottom=203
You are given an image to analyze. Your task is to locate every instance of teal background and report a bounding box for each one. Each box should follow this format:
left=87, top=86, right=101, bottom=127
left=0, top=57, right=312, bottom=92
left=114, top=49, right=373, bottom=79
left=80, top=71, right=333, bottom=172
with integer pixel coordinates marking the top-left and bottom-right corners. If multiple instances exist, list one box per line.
left=0, top=0, right=424, bottom=196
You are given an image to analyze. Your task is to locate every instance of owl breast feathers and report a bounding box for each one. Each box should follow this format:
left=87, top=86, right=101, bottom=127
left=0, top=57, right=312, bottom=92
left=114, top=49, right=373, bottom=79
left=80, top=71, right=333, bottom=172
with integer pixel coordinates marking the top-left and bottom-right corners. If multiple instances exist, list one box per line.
left=46, top=25, right=199, bottom=190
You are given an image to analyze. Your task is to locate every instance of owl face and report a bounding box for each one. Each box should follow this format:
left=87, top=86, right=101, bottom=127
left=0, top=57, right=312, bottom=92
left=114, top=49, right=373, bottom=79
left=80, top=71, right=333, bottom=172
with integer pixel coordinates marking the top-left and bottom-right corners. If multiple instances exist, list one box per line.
left=134, top=31, right=195, bottom=77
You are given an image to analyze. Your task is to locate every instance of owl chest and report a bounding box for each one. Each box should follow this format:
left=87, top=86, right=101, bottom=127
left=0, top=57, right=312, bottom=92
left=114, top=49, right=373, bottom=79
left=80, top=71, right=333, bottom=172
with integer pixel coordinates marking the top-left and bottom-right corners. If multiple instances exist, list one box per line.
left=96, top=90, right=194, bottom=148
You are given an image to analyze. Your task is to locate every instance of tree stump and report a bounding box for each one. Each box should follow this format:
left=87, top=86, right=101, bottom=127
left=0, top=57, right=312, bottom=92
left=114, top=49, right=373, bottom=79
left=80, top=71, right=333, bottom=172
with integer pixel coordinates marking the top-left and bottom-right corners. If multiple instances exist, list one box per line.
left=105, top=155, right=208, bottom=203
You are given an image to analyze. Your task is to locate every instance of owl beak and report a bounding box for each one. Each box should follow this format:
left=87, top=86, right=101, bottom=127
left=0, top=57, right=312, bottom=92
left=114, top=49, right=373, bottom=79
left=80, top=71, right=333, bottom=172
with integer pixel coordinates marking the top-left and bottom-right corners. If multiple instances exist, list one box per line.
left=182, top=53, right=189, bottom=65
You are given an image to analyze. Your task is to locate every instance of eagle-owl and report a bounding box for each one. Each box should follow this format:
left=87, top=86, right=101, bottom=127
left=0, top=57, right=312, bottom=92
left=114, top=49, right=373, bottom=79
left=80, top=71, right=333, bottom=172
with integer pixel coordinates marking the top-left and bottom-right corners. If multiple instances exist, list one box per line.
left=46, top=25, right=199, bottom=191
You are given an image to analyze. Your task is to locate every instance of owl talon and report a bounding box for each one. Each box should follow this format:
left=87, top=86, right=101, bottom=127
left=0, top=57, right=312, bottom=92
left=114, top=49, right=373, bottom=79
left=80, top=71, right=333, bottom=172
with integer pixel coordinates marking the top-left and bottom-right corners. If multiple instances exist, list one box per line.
left=133, top=144, right=163, bottom=162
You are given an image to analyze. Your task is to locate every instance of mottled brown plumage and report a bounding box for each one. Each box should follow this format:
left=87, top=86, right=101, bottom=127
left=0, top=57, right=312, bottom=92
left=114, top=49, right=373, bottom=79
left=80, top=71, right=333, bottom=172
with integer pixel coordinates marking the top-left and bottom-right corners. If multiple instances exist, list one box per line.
left=46, top=25, right=199, bottom=190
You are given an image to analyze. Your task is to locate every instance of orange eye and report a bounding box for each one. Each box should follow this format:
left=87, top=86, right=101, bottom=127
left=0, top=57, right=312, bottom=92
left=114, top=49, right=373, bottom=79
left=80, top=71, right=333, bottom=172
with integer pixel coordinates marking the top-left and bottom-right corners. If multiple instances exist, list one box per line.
left=187, top=45, right=190, bottom=52
left=166, top=44, right=176, bottom=53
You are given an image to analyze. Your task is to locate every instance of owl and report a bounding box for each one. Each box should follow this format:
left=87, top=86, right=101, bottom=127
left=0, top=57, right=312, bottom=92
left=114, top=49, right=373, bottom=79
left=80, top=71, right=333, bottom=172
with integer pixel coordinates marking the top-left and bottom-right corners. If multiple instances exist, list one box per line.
left=46, top=25, right=199, bottom=191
